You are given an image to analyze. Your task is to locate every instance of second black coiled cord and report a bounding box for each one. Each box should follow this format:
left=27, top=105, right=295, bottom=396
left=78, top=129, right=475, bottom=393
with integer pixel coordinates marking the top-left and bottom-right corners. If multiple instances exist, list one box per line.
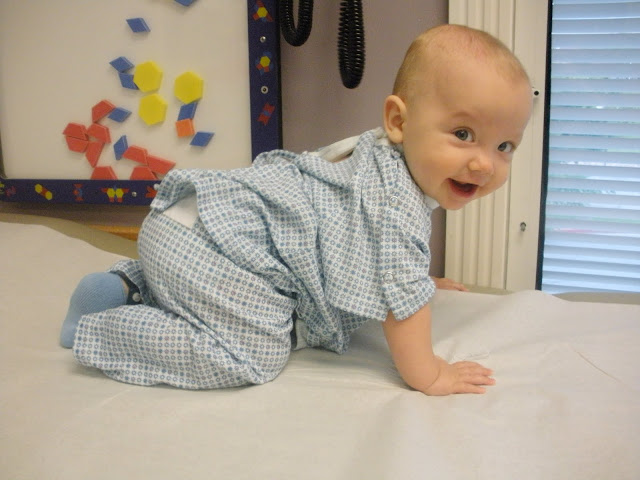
left=338, top=0, right=365, bottom=89
left=279, top=0, right=365, bottom=88
left=280, top=0, right=314, bottom=47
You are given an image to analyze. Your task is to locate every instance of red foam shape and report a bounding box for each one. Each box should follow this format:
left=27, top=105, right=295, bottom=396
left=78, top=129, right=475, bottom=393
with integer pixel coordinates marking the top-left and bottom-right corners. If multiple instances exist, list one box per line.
left=147, top=155, right=175, bottom=175
left=87, top=123, right=111, bottom=143
left=91, top=166, right=117, bottom=180
left=85, top=141, right=104, bottom=167
left=65, top=136, right=89, bottom=152
left=145, top=186, right=157, bottom=199
left=130, top=166, right=158, bottom=180
left=123, top=145, right=148, bottom=164
left=91, top=100, right=115, bottom=123
left=63, top=122, right=88, bottom=139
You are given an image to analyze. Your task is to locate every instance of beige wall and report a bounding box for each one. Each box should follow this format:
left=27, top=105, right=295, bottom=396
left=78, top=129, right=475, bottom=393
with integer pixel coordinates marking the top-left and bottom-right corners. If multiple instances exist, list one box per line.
left=281, top=1, right=447, bottom=151
left=280, top=0, right=447, bottom=275
left=1, top=0, right=448, bottom=274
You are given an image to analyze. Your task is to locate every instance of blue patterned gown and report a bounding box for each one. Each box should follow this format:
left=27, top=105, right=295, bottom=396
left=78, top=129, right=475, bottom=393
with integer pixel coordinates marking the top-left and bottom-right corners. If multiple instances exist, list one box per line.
left=73, top=129, right=438, bottom=389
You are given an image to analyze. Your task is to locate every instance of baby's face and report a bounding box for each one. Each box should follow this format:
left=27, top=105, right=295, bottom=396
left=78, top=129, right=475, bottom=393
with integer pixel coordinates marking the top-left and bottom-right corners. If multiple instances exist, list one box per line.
left=394, top=61, right=532, bottom=210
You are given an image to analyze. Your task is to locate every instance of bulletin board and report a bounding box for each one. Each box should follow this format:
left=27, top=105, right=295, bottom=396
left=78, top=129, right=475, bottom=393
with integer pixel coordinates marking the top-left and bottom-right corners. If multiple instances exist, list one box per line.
left=0, top=0, right=280, bottom=205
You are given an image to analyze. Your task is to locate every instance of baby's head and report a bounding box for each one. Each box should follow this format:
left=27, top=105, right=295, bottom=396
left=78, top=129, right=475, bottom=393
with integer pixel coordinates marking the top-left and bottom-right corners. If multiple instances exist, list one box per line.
left=383, top=25, right=533, bottom=210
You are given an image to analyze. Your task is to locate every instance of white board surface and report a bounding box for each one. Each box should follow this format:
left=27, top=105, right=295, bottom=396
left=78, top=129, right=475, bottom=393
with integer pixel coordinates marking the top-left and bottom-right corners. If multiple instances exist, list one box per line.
left=0, top=0, right=253, bottom=181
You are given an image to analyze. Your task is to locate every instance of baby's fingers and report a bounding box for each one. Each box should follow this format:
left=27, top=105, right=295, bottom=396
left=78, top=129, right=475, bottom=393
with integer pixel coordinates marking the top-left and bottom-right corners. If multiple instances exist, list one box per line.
left=453, top=361, right=496, bottom=392
left=455, top=383, right=488, bottom=394
left=453, top=360, right=493, bottom=376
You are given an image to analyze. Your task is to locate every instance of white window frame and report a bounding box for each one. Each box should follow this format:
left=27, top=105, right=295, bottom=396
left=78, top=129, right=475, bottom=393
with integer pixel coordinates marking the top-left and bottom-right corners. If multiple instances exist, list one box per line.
left=506, top=0, right=549, bottom=290
left=446, top=0, right=549, bottom=291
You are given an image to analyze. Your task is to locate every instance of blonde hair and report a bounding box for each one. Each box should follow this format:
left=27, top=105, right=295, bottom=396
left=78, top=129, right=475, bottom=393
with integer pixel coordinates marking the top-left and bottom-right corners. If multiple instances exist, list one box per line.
left=392, top=24, right=530, bottom=101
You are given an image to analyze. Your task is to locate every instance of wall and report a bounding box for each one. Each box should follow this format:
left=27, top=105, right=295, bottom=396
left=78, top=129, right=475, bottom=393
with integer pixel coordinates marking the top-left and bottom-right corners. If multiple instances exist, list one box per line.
left=280, top=0, right=448, bottom=275
left=1, top=0, right=448, bottom=274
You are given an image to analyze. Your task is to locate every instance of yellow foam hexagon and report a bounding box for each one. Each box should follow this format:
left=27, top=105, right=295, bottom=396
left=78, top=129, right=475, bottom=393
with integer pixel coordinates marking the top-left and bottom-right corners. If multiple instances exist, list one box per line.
left=256, top=7, right=268, bottom=19
left=139, top=93, right=168, bottom=125
left=174, top=71, right=204, bottom=104
left=133, top=61, right=163, bottom=92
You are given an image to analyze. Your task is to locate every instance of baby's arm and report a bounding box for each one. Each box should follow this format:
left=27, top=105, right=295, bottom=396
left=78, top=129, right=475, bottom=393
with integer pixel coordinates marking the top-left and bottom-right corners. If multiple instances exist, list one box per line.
left=431, top=276, right=468, bottom=291
left=382, top=304, right=495, bottom=395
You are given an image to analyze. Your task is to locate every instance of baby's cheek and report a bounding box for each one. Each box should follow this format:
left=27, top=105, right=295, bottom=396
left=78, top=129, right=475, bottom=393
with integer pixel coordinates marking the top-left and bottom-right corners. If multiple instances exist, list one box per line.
left=493, top=165, right=511, bottom=189
left=480, top=170, right=509, bottom=198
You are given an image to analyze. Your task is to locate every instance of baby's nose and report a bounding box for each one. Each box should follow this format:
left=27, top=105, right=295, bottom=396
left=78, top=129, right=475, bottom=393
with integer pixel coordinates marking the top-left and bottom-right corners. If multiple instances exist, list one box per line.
left=468, top=151, right=495, bottom=178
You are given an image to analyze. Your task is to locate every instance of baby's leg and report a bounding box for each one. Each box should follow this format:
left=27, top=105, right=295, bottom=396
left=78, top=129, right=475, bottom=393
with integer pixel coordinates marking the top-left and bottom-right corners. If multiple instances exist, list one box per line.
left=73, top=303, right=292, bottom=389
left=72, top=211, right=296, bottom=389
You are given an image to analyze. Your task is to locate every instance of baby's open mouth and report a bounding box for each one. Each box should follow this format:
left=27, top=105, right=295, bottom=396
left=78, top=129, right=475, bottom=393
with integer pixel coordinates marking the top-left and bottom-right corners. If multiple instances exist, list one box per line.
left=449, top=179, right=478, bottom=197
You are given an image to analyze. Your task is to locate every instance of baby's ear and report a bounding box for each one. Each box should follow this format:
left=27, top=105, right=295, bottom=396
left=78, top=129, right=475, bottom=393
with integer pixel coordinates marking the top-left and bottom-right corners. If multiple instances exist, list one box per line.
left=383, top=95, right=406, bottom=144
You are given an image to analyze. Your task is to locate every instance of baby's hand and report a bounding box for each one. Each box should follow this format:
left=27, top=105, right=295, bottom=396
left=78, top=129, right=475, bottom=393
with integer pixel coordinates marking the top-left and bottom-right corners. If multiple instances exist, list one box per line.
left=432, top=276, right=468, bottom=292
left=423, top=356, right=495, bottom=395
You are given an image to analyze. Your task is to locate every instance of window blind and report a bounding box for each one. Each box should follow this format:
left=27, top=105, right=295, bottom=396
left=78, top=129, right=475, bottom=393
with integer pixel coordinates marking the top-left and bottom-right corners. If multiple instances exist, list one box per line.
left=541, top=0, right=640, bottom=293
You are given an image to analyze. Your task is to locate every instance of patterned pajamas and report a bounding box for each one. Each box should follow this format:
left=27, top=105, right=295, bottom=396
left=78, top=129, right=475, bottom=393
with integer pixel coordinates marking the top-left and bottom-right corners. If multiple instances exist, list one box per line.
left=74, top=211, right=295, bottom=389
left=73, top=129, right=438, bottom=389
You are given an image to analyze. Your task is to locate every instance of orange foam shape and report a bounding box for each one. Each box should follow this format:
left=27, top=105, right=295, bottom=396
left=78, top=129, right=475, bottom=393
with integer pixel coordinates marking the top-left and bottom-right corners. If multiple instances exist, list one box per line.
left=91, top=166, right=117, bottom=180
left=147, top=155, right=175, bottom=175
left=130, top=166, right=158, bottom=180
left=123, top=145, right=148, bottom=164
left=85, top=141, right=104, bottom=167
left=175, top=118, right=195, bottom=137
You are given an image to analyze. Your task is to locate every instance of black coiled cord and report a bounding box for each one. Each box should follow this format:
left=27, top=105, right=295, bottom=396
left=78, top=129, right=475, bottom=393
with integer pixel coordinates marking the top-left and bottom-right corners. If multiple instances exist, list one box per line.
left=279, top=0, right=366, bottom=88
left=280, top=0, right=314, bottom=47
left=338, top=0, right=365, bottom=89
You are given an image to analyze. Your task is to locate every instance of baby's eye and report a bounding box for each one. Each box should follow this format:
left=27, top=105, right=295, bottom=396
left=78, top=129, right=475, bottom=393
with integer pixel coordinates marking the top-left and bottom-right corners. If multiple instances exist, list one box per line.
left=454, top=129, right=474, bottom=142
left=498, top=141, right=514, bottom=153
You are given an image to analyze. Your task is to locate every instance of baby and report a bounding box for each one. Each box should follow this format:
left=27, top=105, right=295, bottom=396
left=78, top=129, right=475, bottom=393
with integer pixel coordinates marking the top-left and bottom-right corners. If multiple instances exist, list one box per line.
left=60, top=25, right=532, bottom=395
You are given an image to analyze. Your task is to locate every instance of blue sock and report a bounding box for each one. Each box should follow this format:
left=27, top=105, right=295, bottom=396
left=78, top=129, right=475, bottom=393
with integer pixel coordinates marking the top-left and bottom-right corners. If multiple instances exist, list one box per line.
left=60, top=272, right=127, bottom=348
